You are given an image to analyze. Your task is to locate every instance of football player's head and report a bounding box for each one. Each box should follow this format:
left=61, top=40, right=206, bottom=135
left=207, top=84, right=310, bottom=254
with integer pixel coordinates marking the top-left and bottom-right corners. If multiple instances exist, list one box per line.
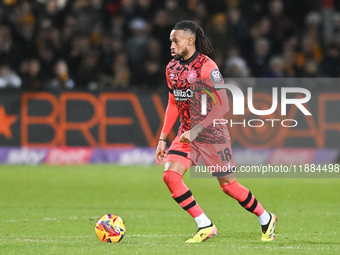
left=170, top=20, right=213, bottom=60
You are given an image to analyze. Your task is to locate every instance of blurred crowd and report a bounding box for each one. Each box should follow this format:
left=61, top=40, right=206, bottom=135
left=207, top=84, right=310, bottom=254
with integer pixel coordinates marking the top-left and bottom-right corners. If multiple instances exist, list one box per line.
left=1, top=0, right=340, bottom=92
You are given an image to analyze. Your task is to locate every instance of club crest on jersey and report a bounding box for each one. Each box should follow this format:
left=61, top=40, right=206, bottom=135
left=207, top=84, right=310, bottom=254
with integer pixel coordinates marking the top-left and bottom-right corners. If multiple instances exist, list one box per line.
left=173, top=88, right=193, bottom=101
left=187, top=69, right=197, bottom=83
left=169, top=73, right=175, bottom=79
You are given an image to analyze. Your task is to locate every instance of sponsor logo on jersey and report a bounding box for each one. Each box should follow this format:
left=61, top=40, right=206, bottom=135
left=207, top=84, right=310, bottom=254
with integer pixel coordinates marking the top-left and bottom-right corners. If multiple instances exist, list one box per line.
left=173, top=88, right=193, bottom=101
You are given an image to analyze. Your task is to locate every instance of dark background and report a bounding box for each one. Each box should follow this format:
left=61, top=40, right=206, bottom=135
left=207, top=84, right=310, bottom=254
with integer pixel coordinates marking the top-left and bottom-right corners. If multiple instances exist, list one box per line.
left=1, top=82, right=339, bottom=148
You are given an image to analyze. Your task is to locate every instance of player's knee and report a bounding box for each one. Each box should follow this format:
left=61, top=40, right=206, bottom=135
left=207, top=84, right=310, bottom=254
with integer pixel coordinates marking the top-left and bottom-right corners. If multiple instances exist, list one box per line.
left=163, top=170, right=182, bottom=187
left=218, top=177, right=237, bottom=187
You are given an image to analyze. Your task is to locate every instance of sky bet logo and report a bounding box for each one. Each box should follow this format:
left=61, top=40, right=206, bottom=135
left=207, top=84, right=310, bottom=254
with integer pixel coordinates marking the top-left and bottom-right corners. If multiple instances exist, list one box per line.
left=201, top=84, right=312, bottom=128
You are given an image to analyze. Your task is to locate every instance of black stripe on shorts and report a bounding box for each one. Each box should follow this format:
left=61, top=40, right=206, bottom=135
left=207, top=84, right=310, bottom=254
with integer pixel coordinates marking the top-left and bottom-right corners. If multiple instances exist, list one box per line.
left=211, top=169, right=235, bottom=177
left=168, top=150, right=187, bottom=158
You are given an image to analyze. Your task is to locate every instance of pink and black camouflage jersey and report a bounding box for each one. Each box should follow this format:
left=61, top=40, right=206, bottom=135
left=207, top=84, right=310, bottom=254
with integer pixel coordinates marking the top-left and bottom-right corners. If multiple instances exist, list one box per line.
left=166, top=51, right=230, bottom=144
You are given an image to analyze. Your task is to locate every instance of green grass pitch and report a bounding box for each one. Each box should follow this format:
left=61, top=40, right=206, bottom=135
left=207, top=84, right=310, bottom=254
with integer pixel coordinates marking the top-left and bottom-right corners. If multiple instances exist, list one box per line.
left=0, top=165, right=339, bottom=255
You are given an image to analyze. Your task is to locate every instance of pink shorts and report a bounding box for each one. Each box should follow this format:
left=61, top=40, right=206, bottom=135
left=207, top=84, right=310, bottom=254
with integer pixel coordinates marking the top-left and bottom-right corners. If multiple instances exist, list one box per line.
left=164, top=135, right=237, bottom=176
left=164, top=135, right=191, bottom=169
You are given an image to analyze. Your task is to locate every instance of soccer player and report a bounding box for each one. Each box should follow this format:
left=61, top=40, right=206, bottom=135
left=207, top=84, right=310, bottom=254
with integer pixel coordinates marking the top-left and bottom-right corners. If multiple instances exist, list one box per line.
left=155, top=20, right=277, bottom=243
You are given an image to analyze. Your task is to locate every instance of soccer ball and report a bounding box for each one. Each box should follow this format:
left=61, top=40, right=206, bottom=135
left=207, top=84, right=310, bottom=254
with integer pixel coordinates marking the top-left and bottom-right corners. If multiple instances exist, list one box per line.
left=95, top=214, right=126, bottom=243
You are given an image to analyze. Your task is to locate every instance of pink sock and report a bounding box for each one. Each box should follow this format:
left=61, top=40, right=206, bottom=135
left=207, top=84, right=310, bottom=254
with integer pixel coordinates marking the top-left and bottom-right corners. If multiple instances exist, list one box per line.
left=163, top=170, right=204, bottom=218
left=221, top=180, right=264, bottom=216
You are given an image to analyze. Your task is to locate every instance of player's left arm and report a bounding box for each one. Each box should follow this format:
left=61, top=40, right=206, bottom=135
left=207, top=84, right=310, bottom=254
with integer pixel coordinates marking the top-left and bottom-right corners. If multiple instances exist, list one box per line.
left=179, top=61, right=229, bottom=143
left=199, top=60, right=230, bottom=126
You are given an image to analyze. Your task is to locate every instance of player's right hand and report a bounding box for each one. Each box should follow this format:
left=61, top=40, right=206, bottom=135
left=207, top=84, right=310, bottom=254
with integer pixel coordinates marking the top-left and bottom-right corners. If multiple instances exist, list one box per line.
left=155, top=140, right=167, bottom=164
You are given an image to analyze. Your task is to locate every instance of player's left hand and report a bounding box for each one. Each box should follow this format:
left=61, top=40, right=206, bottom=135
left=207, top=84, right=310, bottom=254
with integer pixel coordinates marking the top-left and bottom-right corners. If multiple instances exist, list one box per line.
left=179, top=130, right=191, bottom=144
left=180, top=125, right=202, bottom=144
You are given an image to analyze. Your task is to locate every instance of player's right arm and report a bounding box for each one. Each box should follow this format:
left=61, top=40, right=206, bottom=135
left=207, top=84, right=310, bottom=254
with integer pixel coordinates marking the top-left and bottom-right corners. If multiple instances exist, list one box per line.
left=155, top=70, right=179, bottom=164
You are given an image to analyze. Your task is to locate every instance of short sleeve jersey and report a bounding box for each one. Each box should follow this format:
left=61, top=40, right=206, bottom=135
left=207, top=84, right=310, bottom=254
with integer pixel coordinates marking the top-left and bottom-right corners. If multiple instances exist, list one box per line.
left=166, top=51, right=230, bottom=143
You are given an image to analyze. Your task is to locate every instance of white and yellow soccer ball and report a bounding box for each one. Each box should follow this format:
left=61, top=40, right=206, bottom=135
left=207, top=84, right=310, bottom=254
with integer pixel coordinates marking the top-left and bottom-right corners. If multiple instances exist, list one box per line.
left=95, top=214, right=126, bottom=243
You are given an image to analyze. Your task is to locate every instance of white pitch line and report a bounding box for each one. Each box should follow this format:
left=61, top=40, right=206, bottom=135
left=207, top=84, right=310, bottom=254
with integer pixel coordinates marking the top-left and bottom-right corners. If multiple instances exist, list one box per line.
left=5, top=216, right=100, bottom=222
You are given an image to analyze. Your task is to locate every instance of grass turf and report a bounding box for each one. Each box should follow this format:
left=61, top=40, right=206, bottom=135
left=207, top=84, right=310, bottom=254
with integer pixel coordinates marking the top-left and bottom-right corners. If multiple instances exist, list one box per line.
left=0, top=165, right=339, bottom=255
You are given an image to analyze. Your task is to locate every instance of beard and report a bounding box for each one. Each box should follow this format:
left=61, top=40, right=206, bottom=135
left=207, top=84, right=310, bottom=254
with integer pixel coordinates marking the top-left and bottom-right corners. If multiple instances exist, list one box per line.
left=173, top=47, right=188, bottom=60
